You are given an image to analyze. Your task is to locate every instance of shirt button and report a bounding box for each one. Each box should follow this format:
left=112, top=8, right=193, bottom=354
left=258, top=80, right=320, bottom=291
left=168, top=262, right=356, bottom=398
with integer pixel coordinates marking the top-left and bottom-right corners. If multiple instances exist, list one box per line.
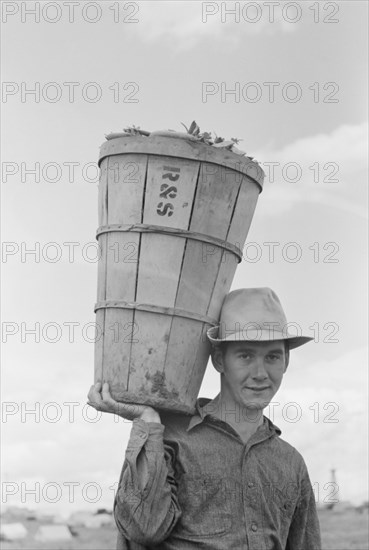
left=248, top=482, right=254, bottom=488
left=138, top=432, right=147, bottom=439
left=251, top=523, right=258, bottom=532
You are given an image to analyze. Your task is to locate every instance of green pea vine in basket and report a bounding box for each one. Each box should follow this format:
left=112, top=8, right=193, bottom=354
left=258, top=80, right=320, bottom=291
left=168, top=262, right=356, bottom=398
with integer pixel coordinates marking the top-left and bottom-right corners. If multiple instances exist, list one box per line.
left=179, top=121, right=252, bottom=158
left=106, top=121, right=258, bottom=162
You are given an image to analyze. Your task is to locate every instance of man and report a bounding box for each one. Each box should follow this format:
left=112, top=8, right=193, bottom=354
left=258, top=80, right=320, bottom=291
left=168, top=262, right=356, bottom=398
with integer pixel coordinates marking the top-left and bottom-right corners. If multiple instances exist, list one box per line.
left=88, top=287, right=321, bottom=549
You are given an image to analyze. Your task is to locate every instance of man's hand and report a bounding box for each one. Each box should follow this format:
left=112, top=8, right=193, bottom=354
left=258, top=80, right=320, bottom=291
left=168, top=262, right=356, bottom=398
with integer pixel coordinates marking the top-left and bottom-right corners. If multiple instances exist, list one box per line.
left=87, top=382, right=161, bottom=423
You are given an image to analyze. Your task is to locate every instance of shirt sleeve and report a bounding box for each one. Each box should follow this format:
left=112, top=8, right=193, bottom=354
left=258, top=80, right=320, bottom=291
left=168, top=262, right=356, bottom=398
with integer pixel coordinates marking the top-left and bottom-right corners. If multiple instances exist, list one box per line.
left=286, top=462, right=322, bottom=550
left=114, top=418, right=182, bottom=546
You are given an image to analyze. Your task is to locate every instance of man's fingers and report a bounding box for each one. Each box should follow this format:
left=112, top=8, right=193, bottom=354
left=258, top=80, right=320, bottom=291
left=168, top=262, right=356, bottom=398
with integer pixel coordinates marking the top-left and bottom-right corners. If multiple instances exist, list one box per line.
left=87, top=382, right=103, bottom=404
left=87, top=382, right=120, bottom=414
left=101, top=382, right=112, bottom=400
left=101, top=383, right=119, bottom=407
left=87, top=385, right=95, bottom=402
left=86, top=382, right=146, bottom=419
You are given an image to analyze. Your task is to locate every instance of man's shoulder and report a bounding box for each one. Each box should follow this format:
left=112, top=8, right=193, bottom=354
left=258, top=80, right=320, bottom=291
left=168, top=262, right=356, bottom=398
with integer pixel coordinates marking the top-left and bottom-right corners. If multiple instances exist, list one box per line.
left=159, top=397, right=210, bottom=438
left=270, top=430, right=308, bottom=471
left=160, top=409, right=193, bottom=436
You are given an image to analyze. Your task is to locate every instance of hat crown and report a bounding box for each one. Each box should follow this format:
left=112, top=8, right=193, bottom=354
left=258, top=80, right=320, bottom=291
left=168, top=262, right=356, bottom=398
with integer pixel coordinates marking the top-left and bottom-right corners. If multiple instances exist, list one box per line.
left=207, top=287, right=313, bottom=349
left=218, top=287, right=288, bottom=337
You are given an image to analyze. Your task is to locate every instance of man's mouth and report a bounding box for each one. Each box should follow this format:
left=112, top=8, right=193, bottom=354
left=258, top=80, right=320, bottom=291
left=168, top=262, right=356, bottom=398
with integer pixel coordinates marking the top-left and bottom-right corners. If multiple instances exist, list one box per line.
left=244, top=386, right=270, bottom=392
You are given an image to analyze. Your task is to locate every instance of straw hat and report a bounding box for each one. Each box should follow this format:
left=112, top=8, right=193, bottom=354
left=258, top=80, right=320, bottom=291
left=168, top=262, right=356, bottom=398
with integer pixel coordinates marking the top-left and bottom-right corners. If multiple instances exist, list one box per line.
left=207, top=287, right=313, bottom=350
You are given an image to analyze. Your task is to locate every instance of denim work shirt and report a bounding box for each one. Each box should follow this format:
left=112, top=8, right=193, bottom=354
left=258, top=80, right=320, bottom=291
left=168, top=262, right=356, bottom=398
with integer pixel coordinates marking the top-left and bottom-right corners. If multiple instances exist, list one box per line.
left=114, top=397, right=321, bottom=550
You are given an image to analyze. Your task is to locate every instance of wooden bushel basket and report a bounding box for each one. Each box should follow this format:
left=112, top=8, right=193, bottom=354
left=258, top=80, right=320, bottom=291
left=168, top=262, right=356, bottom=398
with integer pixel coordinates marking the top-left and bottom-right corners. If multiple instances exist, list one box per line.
left=94, top=134, right=264, bottom=414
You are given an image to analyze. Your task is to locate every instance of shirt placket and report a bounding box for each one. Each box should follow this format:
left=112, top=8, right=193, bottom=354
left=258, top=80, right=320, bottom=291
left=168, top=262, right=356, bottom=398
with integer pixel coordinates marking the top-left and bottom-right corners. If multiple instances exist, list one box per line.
left=241, top=428, right=275, bottom=549
left=188, top=413, right=281, bottom=549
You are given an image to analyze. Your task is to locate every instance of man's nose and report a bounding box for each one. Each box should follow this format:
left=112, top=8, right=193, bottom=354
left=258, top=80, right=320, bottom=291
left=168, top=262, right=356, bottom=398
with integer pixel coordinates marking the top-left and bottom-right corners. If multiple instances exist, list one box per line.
left=252, top=357, right=268, bottom=379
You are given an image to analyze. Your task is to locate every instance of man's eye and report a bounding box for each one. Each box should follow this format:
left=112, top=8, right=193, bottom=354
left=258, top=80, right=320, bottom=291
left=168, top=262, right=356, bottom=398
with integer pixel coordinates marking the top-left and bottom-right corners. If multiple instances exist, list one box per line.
left=239, top=354, right=251, bottom=359
left=268, top=354, right=280, bottom=361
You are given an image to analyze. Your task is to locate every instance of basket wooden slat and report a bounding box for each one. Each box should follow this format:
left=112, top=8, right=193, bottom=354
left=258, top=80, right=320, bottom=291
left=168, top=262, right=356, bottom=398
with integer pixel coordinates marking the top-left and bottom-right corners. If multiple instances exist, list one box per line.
left=104, top=154, right=147, bottom=392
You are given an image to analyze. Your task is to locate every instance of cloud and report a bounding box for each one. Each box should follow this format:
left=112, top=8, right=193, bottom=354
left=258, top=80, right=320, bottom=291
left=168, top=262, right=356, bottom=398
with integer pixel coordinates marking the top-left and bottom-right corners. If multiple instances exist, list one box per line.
left=272, top=346, right=368, bottom=505
left=132, top=1, right=297, bottom=50
left=254, top=122, right=368, bottom=218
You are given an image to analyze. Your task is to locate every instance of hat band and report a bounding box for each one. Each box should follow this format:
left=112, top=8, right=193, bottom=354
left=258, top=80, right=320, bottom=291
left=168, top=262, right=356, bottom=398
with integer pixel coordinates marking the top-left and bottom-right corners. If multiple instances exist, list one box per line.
left=208, top=326, right=304, bottom=341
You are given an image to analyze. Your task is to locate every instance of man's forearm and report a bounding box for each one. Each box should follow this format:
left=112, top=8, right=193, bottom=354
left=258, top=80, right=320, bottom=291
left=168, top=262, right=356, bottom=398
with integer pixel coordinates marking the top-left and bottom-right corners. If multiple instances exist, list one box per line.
left=114, top=419, right=181, bottom=545
left=140, top=409, right=162, bottom=423
left=136, top=420, right=163, bottom=490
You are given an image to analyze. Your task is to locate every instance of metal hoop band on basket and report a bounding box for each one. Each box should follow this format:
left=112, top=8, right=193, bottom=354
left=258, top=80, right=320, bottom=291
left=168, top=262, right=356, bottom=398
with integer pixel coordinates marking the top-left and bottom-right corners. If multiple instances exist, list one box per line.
left=94, top=300, right=218, bottom=326
left=95, top=223, right=243, bottom=263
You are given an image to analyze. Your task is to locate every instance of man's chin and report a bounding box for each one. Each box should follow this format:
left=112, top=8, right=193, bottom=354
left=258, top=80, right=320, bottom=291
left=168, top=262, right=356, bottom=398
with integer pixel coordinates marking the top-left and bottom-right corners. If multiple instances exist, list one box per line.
left=237, top=396, right=268, bottom=414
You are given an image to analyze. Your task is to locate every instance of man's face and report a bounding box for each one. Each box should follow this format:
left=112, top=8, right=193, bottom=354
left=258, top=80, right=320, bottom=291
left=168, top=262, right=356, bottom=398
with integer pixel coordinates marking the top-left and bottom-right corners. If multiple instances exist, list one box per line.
left=215, top=340, right=287, bottom=412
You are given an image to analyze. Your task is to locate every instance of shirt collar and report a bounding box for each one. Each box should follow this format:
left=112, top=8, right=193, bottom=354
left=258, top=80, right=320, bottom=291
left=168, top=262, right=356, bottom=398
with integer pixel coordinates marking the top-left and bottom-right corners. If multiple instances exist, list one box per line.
left=186, top=394, right=282, bottom=437
left=186, top=396, right=215, bottom=431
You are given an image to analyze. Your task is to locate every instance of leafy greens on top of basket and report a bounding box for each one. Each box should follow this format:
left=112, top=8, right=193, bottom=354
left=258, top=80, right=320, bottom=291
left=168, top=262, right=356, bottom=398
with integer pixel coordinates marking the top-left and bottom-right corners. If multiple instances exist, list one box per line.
left=105, top=121, right=258, bottom=162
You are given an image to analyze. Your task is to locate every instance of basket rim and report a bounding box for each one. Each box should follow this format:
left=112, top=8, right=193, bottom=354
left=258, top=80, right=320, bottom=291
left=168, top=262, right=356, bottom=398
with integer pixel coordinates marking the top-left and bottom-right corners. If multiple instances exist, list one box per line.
left=98, top=135, right=264, bottom=190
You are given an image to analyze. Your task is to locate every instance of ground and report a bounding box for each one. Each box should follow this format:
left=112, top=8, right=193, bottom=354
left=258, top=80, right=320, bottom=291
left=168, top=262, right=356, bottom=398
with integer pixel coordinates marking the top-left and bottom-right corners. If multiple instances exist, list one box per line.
left=318, top=508, right=369, bottom=550
left=1, top=509, right=368, bottom=549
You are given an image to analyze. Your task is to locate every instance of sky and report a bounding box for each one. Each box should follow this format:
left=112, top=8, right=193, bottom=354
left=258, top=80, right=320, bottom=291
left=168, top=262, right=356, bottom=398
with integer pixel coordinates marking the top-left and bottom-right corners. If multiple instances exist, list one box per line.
left=1, top=1, right=368, bottom=516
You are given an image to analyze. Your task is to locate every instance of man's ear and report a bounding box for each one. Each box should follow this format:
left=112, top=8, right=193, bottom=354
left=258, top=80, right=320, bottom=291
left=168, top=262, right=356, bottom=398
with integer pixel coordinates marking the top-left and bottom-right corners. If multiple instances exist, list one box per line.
left=211, top=346, right=225, bottom=374
left=284, top=347, right=290, bottom=373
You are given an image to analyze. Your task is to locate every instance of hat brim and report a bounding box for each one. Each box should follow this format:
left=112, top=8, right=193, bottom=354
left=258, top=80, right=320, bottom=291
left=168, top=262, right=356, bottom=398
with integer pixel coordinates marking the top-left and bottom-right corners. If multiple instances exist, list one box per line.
left=207, top=326, right=313, bottom=350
